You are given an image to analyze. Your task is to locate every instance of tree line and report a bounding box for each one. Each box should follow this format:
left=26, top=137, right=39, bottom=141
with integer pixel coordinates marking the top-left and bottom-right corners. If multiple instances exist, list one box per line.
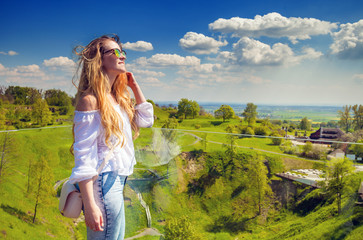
left=338, top=104, right=363, bottom=132
left=0, top=86, right=74, bottom=129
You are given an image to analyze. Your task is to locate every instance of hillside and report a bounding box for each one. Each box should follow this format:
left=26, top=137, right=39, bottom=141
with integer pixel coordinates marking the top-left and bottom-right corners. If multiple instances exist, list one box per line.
left=0, top=104, right=362, bottom=239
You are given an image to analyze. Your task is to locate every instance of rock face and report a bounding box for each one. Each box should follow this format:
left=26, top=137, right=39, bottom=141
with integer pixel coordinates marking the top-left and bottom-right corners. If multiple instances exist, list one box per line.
left=270, top=178, right=315, bottom=208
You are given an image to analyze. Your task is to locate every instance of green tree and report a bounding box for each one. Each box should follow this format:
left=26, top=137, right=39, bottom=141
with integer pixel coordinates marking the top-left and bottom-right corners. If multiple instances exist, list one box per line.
left=32, top=99, right=52, bottom=126
left=214, top=105, right=235, bottom=122
left=44, top=89, right=72, bottom=115
left=338, top=105, right=353, bottom=132
left=242, top=103, right=257, bottom=126
left=352, top=104, right=363, bottom=130
left=29, top=152, right=54, bottom=223
left=299, top=117, right=311, bottom=131
left=190, top=100, right=200, bottom=119
left=5, top=105, right=16, bottom=125
left=201, top=133, right=208, bottom=152
left=322, top=158, right=355, bottom=214
left=177, top=98, right=192, bottom=119
left=350, top=140, right=363, bottom=160
left=302, top=141, right=313, bottom=156
left=5, top=86, right=41, bottom=105
left=247, top=156, right=271, bottom=215
left=0, top=132, right=16, bottom=184
left=224, top=125, right=237, bottom=162
left=164, top=216, right=201, bottom=240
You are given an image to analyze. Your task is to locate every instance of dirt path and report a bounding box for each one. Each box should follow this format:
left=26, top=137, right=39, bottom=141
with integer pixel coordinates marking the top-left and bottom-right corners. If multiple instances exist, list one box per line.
left=125, top=228, right=162, bottom=240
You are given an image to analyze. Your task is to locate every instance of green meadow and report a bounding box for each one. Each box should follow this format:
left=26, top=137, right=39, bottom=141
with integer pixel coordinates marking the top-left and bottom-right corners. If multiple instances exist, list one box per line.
left=0, top=103, right=362, bottom=239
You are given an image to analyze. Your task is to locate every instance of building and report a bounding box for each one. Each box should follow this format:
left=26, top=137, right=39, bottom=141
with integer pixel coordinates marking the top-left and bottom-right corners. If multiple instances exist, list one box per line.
left=309, top=127, right=344, bottom=144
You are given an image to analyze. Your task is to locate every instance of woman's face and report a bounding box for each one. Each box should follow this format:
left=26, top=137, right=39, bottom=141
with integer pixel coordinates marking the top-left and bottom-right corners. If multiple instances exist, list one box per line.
left=101, top=40, right=126, bottom=76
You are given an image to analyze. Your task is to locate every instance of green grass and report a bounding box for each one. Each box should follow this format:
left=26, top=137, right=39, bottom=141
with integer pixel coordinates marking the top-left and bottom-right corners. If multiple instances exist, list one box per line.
left=0, top=108, right=359, bottom=240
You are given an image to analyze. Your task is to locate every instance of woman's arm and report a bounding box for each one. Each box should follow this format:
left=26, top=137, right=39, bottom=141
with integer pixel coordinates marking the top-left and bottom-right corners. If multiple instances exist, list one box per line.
left=126, top=72, right=146, bottom=105
left=79, top=179, right=104, bottom=231
left=75, top=94, right=103, bottom=231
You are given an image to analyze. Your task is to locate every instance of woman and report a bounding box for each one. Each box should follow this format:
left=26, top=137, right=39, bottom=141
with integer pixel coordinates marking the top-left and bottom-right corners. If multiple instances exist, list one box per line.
left=69, top=35, right=154, bottom=239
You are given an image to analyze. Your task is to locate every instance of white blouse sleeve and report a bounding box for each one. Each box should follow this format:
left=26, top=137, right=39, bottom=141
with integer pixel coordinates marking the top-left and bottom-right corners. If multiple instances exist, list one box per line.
left=69, top=111, right=101, bottom=184
left=134, top=102, right=154, bottom=128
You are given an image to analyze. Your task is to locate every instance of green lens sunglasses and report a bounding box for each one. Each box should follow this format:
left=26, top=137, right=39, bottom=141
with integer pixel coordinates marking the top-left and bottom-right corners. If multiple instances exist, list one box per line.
left=103, top=48, right=127, bottom=58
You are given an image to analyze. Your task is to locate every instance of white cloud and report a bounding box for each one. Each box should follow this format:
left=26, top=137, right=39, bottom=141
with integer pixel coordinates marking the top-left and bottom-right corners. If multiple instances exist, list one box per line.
left=219, top=37, right=322, bottom=66
left=353, top=74, right=363, bottom=81
left=131, top=69, right=165, bottom=77
left=246, top=75, right=271, bottom=85
left=123, top=41, right=153, bottom=51
left=135, top=54, right=201, bottom=67
left=43, top=56, right=76, bottom=71
left=209, top=12, right=337, bottom=43
left=0, top=50, right=19, bottom=56
left=188, top=63, right=222, bottom=73
left=179, top=32, right=228, bottom=54
left=0, top=63, right=45, bottom=77
left=233, top=37, right=294, bottom=65
left=330, top=19, right=363, bottom=59
left=141, top=77, right=164, bottom=87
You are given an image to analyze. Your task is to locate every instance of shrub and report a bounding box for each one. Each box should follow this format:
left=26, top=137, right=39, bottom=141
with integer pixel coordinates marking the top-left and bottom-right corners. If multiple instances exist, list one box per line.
left=195, top=124, right=201, bottom=129
left=271, top=132, right=283, bottom=145
left=164, top=216, right=201, bottom=240
left=245, top=127, right=255, bottom=136
left=255, top=126, right=269, bottom=136
left=280, top=140, right=301, bottom=155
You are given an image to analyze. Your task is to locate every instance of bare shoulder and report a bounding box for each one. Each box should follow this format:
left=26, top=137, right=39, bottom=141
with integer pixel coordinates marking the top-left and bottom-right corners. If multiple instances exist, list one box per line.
left=76, top=94, right=98, bottom=111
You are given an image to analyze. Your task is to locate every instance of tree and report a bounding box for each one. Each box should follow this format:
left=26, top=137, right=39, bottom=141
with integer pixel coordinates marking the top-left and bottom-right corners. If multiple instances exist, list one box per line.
left=177, top=98, right=192, bottom=119
left=214, top=105, right=235, bottom=122
left=201, top=133, right=208, bottom=152
left=242, top=103, right=257, bottom=125
left=338, top=105, right=353, bottom=132
left=224, top=125, right=237, bottom=162
left=350, top=140, right=363, bottom=160
left=0, top=132, right=16, bottom=184
left=302, top=141, right=313, bottom=156
left=44, top=89, right=72, bottom=115
left=247, top=156, right=271, bottom=215
left=5, top=86, right=41, bottom=105
left=190, top=100, right=200, bottom=119
left=322, top=158, right=355, bottom=214
left=29, top=152, right=54, bottom=223
left=299, top=117, right=311, bottom=131
left=32, top=99, right=52, bottom=126
left=352, top=104, right=363, bottom=130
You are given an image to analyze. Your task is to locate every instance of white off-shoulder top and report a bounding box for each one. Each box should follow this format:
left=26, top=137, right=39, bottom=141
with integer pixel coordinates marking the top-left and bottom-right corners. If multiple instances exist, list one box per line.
left=69, top=102, right=154, bottom=184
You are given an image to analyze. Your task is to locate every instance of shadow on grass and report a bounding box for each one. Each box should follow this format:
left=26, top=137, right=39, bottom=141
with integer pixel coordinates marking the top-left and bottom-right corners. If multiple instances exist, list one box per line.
left=0, top=204, right=33, bottom=224
left=207, top=216, right=251, bottom=234
left=211, top=121, right=224, bottom=126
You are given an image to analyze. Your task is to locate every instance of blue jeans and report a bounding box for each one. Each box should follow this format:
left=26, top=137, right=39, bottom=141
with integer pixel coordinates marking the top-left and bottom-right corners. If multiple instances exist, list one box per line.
left=87, top=172, right=127, bottom=240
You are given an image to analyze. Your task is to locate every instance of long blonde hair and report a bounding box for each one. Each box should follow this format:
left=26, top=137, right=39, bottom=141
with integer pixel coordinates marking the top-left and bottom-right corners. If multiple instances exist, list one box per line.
left=72, top=34, right=139, bottom=149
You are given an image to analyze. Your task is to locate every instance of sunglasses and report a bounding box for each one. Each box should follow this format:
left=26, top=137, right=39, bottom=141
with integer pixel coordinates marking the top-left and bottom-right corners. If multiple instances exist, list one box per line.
left=103, top=48, right=127, bottom=58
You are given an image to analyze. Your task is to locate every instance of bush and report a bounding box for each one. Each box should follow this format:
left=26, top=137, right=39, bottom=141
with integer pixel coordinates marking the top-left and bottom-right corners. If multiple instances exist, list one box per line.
left=164, top=216, right=201, bottom=240
left=305, top=144, right=328, bottom=160
left=266, top=156, right=285, bottom=176
left=271, top=132, right=283, bottom=145
left=195, top=124, right=201, bottom=129
left=255, top=126, right=269, bottom=136
left=245, top=127, right=255, bottom=136
left=280, top=140, right=301, bottom=155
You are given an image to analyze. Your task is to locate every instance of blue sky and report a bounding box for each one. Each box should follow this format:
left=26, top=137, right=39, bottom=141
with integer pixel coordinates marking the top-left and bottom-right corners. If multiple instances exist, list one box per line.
left=0, top=0, right=362, bottom=106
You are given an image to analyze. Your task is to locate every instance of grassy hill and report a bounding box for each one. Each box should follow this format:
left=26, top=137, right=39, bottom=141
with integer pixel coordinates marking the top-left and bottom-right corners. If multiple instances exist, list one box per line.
left=0, top=105, right=362, bottom=239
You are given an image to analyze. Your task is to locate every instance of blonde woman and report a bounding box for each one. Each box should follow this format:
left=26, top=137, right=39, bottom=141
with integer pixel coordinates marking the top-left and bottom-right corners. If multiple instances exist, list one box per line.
left=69, top=35, right=154, bottom=239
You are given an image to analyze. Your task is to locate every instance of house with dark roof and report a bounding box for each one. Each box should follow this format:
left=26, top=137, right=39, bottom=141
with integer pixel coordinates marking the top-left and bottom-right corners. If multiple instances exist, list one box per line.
left=309, top=127, right=344, bottom=144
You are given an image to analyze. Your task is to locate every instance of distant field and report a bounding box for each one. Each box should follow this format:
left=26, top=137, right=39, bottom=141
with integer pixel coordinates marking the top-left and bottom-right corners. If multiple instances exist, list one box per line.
left=156, top=102, right=341, bottom=122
